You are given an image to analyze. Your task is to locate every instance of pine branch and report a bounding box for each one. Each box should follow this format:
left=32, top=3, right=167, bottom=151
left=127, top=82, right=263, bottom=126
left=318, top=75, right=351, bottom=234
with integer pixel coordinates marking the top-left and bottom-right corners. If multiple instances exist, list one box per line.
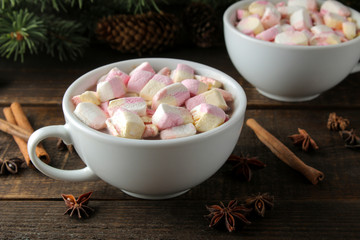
left=43, top=15, right=89, bottom=61
left=0, top=9, right=46, bottom=62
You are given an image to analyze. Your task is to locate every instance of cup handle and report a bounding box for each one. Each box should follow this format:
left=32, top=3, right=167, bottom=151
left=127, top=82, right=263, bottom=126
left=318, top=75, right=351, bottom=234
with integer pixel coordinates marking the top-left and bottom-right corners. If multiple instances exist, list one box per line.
left=28, top=125, right=99, bottom=181
left=351, top=62, right=360, bottom=74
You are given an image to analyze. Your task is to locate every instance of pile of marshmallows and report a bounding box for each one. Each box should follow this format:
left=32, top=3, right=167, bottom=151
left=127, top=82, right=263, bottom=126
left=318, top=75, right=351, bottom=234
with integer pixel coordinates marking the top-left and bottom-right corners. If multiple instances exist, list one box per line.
left=236, top=0, right=360, bottom=45
left=72, top=62, right=234, bottom=140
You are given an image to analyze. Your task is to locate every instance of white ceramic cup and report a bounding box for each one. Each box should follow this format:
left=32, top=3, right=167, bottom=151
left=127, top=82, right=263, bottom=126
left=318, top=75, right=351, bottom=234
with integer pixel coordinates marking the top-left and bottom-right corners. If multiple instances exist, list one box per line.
left=27, top=58, right=247, bottom=200
left=224, top=0, right=360, bottom=102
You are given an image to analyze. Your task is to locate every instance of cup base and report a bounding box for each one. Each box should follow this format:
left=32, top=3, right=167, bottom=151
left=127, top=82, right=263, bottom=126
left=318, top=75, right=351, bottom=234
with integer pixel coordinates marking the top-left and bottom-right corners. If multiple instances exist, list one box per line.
left=121, top=189, right=190, bottom=200
left=256, top=88, right=320, bottom=102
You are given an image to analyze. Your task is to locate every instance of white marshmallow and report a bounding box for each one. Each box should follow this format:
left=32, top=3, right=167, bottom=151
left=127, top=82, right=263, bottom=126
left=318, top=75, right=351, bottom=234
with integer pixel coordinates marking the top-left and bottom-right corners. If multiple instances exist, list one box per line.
left=140, top=74, right=173, bottom=101
left=342, top=21, right=357, bottom=40
left=288, top=0, right=317, bottom=12
left=142, top=124, right=159, bottom=138
left=129, top=62, right=155, bottom=76
left=310, top=32, right=341, bottom=45
left=320, top=0, right=351, bottom=17
left=248, top=1, right=275, bottom=17
left=191, top=103, right=226, bottom=132
left=72, top=91, right=100, bottom=106
left=275, top=30, right=309, bottom=45
left=160, top=123, right=197, bottom=140
left=311, top=24, right=334, bottom=35
left=323, top=12, right=346, bottom=30
left=74, top=102, right=107, bottom=130
left=171, top=63, right=195, bottom=83
left=96, top=75, right=127, bottom=102
left=290, top=8, right=313, bottom=30
left=108, top=97, right=147, bottom=117
left=152, top=103, right=193, bottom=130
left=106, top=108, right=145, bottom=139
left=194, top=75, right=223, bottom=89
left=256, top=24, right=282, bottom=41
left=261, top=6, right=281, bottom=29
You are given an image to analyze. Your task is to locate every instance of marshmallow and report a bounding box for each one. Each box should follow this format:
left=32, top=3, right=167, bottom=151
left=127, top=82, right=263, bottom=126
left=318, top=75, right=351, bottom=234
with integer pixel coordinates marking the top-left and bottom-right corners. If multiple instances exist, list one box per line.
left=237, top=9, right=251, bottom=20
left=261, top=6, right=281, bottom=29
left=248, top=1, right=274, bottom=17
left=160, top=123, right=197, bottom=140
left=142, top=124, right=159, bottom=138
left=301, top=29, right=314, bottom=39
left=72, top=91, right=100, bottom=106
left=171, top=63, right=195, bottom=83
left=181, top=79, right=208, bottom=97
left=191, top=103, right=226, bottom=132
left=256, top=24, right=282, bottom=41
left=236, top=15, right=265, bottom=35
left=96, top=74, right=127, bottom=102
left=311, top=12, right=324, bottom=26
left=217, top=89, right=234, bottom=102
left=288, top=0, right=317, bottom=12
left=129, top=62, right=155, bottom=76
left=280, top=23, right=295, bottom=31
left=141, top=115, right=153, bottom=124
left=103, top=67, right=130, bottom=86
left=320, top=0, right=351, bottom=17
left=124, top=92, right=139, bottom=97
left=139, top=74, right=173, bottom=101
left=323, top=12, right=346, bottom=30
left=127, top=70, right=155, bottom=94
left=106, top=108, right=145, bottom=139
left=108, top=97, right=147, bottom=117
left=194, top=75, right=222, bottom=89
left=277, top=5, right=304, bottom=18
left=74, top=102, right=107, bottom=130
left=275, top=30, right=309, bottom=45
left=151, top=83, right=190, bottom=110
left=185, top=89, right=228, bottom=111
left=157, top=67, right=171, bottom=76
left=99, top=101, right=110, bottom=117
left=310, top=24, right=334, bottom=35
left=342, top=21, right=357, bottom=40
left=290, top=8, right=312, bottom=30
left=310, top=32, right=341, bottom=45
left=152, top=103, right=193, bottom=130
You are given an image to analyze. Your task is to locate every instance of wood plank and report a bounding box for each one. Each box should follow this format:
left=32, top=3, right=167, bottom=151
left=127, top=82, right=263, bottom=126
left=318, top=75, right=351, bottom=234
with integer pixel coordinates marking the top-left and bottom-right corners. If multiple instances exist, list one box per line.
left=1, top=44, right=359, bottom=107
left=1, top=107, right=359, bottom=201
left=0, top=200, right=359, bottom=239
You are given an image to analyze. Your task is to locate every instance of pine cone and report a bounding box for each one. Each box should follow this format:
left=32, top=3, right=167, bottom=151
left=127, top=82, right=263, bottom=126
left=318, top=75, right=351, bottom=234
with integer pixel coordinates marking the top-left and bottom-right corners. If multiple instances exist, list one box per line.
left=96, top=11, right=179, bottom=54
left=183, top=2, right=218, bottom=48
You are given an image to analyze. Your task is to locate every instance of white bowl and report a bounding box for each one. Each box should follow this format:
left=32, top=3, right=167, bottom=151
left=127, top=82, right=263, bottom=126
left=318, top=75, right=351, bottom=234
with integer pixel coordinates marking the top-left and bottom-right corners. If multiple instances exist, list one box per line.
left=28, top=58, right=247, bottom=200
left=224, top=0, right=360, bottom=102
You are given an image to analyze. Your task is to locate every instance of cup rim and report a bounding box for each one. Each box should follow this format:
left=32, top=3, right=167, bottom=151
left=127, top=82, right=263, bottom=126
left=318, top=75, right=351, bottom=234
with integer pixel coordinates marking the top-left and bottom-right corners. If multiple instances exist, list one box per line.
left=223, top=0, right=360, bottom=50
left=62, top=58, right=247, bottom=146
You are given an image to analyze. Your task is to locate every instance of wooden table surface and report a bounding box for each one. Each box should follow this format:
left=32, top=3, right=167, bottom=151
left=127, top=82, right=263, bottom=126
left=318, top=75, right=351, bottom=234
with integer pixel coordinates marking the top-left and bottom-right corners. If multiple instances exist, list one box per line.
left=0, top=43, right=359, bottom=239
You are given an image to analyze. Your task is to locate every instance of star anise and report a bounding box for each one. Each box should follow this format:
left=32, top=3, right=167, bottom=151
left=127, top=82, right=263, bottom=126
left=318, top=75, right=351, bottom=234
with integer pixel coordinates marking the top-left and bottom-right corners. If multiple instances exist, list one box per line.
left=0, top=157, right=24, bottom=175
left=205, top=200, right=252, bottom=232
left=289, top=128, right=319, bottom=152
left=244, top=193, right=274, bottom=217
left=227, top=154, right=266, bottom=181
left=327, top=112, right=350, bottom=131
left=61, top=191, right=94, bottom=218
left=339, top=129, right=360, bottom=149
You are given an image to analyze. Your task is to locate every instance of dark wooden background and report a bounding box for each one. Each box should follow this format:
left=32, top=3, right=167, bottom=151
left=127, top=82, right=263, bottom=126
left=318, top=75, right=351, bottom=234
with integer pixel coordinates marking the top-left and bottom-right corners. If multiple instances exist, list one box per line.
left=0, top=43, right=360, bottom=239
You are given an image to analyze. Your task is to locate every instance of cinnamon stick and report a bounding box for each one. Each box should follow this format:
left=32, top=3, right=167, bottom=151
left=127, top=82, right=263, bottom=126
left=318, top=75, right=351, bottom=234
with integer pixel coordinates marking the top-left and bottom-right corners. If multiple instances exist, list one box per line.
left=0, top=118, right=32, bottom=141
left=3, top=103, right=50, bottom=168
left=246, top=118, right=324, bottom=185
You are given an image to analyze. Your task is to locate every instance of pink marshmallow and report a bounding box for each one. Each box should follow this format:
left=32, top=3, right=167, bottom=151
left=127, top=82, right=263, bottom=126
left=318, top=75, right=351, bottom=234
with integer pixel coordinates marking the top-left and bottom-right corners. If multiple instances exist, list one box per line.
left=157, top=67, right=171, bottom=76
left=151, top=83, right=190, bottom=110
left=171, top=63, right=195, bottom=82
left=101, top=67, right=130, bottom=86
left=181, top=79, right=208, bottom=97
left=152, top=103, right=193, bottom=131
left=139, top=74, right=173, bottom=101
left=217, top=89, right=234, bottom=102
left=160, top=123, right=197, bottom=140
left=96, top=74, right=127, bottom=102
left=142, top=124, right=159, bottom=138
left=99, top=101, right=110, bottom=118
left=127, top=70, right=155, bottom=94
left=261, top=6, right=281, bottom=29
left=74, top=102, right=107, bottom=130
left=185, top=89, right=228, bottom=111
left=129, top=62, right=155, bottom=76
left=108, top=97, right=147, bottom=117
left=256, top=24, right=282, bottom=41
left=191, top=103, right=226, bottom=132
left=237, top=9, right=251, bottom=20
